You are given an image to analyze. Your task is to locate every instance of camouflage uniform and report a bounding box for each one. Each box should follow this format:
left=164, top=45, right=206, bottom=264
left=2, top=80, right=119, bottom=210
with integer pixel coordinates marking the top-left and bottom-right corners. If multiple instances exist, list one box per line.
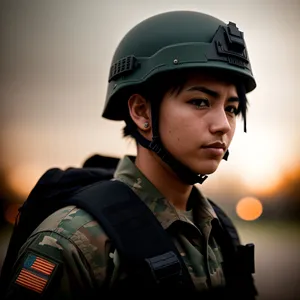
left=4, top=10, right=258, bottom=299
left=5, top=156, right=225, bottom=298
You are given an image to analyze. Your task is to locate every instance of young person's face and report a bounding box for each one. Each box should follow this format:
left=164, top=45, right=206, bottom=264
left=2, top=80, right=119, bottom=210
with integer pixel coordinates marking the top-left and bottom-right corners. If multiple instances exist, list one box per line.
left=159, top=72, right=239, bottom=175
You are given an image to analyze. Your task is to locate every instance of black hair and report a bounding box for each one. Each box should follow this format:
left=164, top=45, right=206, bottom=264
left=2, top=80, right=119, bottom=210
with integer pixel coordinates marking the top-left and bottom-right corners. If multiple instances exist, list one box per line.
left=236, top=84, right=248, bottom=132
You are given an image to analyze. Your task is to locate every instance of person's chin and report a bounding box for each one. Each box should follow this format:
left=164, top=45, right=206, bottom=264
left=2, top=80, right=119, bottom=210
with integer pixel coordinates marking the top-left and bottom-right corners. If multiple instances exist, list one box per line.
left=191, top=159, right=221, bottom=175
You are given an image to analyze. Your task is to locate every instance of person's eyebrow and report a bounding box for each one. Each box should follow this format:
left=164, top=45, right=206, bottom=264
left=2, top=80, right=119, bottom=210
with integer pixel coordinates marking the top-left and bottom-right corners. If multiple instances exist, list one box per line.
left=186, top=86, right=239, bottom=102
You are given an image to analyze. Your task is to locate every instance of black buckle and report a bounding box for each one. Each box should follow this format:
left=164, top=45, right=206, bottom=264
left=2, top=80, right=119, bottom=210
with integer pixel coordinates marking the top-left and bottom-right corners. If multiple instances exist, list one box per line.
left=223, top=149, right=229, bottom=161
left=236, top=243, right=255, bottom=274
left=197, top=174, right=208, bottom=184
left=145, top=251, right=182, bottom=284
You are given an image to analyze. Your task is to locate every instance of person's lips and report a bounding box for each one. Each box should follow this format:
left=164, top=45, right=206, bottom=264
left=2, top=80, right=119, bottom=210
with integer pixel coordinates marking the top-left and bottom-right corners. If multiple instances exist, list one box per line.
left=202, top=141, right=226, bottom=150
left=201, top=142, right=226, bottom=156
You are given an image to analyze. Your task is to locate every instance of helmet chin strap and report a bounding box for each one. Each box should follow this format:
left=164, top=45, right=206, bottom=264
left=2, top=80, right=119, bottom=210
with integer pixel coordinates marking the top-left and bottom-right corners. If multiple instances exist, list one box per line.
left=133, top=131, right=208, bottom=185
left=131, top=102, right=229, bottom=185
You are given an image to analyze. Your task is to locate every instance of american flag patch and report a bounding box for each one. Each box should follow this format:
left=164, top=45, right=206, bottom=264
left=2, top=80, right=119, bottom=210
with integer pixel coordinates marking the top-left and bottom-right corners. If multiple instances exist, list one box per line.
left=15, top=253, right=57, bottom=293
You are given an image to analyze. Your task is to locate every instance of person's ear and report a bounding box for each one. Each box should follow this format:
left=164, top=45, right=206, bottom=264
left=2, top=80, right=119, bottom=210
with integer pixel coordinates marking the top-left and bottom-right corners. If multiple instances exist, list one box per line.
left=128, top=94, right=152, bottom=133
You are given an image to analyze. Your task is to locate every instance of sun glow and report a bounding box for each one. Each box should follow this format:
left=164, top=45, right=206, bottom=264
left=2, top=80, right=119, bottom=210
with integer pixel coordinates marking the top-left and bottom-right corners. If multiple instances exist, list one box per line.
left=6, top=165, right=44, bottom=200
left=230, top=126, right=293, bottom=194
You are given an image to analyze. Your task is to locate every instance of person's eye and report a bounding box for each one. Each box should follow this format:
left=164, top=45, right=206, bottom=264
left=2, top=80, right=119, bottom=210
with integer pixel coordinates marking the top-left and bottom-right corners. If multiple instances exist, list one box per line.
left=226, top=106, right=239, bottom=115
left=189, top=99, right=210, bottom=109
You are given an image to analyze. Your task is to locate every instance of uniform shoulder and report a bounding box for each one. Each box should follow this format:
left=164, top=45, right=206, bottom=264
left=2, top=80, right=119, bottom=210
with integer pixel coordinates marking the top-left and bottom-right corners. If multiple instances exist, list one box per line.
left=32, top=205, right=104, bottom=240
left=4, top=206, right=108, bottom=299
left=29, top=205, right=111, bottom=274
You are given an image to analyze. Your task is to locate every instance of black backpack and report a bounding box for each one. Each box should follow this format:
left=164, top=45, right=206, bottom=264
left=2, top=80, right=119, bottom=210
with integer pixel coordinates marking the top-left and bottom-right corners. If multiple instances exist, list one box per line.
left=0, top=154, right=258, bottom=298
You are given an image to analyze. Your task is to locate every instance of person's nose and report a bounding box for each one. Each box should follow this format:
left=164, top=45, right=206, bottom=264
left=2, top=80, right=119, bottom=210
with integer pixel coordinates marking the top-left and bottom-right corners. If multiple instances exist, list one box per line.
left=209, top=108, right=231, bottom=135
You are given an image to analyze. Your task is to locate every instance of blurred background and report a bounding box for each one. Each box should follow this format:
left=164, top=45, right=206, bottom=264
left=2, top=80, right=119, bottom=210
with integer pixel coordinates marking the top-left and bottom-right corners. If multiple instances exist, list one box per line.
left=0, top=0, right=299, bottom=299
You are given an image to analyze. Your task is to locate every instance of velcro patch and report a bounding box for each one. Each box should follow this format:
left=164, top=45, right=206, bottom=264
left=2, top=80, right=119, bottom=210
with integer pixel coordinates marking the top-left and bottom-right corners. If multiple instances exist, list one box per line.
left=15, top=253, right=58, bottom=294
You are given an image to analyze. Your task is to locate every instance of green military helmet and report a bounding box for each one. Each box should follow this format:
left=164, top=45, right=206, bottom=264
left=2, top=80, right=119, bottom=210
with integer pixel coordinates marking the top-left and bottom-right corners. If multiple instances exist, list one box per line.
left=102, top=10, right=256, bottom=121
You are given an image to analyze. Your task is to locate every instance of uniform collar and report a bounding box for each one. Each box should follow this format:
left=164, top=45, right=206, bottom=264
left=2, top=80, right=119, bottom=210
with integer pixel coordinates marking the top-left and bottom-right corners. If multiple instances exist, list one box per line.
left=114, top=155, right=218, bottom=229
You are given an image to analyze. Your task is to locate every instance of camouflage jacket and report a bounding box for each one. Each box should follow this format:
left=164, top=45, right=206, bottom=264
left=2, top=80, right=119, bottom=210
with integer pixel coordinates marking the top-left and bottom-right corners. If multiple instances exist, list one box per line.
left=5, top=156, right=226, bottom=299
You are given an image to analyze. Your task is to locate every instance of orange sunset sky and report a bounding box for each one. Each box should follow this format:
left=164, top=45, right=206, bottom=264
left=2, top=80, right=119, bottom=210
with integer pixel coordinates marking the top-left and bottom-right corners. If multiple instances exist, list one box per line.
left=0, top=0, right=299, bottom=203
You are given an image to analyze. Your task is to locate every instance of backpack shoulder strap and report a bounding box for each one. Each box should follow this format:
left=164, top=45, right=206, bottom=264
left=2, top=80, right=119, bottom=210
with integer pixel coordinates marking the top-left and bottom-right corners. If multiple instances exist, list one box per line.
left=208, top=199, right=258, bottom=299
left=69, top=179, right=195, bottom=290
left=208, top=199, right=241, bottom=248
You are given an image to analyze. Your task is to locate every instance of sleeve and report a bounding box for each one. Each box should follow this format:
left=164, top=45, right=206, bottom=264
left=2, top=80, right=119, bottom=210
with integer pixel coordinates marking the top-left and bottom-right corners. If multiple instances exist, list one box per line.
left=4, top=230, right=106, bottom=300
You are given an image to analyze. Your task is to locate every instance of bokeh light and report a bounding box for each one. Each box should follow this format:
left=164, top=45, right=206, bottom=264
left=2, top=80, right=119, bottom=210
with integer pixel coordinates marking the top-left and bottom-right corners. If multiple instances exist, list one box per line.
left=236, top=197, right=263, bottom=221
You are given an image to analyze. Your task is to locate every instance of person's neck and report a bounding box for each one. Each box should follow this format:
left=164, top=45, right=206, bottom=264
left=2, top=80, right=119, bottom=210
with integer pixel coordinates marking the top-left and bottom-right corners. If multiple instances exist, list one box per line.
left=135, top=148, right=193, bottom=211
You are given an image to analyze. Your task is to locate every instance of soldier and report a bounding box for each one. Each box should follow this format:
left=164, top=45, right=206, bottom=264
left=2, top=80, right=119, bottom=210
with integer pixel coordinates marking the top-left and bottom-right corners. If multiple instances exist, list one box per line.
left=3, top=10, right=257, bottom=299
